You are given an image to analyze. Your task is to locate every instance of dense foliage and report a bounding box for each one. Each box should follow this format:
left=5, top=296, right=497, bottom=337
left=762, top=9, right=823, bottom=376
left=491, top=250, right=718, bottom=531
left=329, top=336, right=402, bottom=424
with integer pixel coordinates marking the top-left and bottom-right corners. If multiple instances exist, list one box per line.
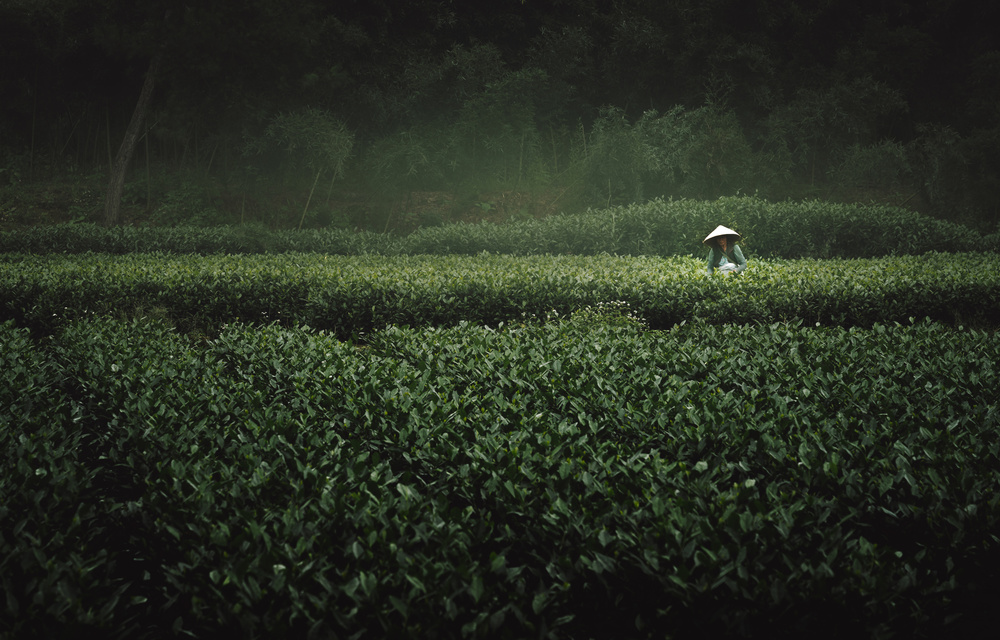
left=2, top=1, right=999, bottom=228
left=0, top=197, right=989, bottom=258
left=2, top=317, right=997, bottom=638
left=2, top=251, right=998, bottom=338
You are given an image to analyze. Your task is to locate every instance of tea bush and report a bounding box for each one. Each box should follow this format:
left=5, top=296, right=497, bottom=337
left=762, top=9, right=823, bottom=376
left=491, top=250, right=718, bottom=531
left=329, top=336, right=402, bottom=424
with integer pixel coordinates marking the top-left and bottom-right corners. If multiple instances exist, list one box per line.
left=0, top=196, right=983, bottom=259
left=2, top=206, right=996, bottom=638
left=1, top=318, right=998, bottom=638
left=2, top=252, right=997, bottom=336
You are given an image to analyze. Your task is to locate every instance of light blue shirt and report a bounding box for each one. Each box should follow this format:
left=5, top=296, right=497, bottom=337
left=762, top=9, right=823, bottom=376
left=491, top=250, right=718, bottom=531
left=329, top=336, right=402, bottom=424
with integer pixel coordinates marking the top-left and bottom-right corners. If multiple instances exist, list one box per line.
left=706, top=244, right=747, bottom=275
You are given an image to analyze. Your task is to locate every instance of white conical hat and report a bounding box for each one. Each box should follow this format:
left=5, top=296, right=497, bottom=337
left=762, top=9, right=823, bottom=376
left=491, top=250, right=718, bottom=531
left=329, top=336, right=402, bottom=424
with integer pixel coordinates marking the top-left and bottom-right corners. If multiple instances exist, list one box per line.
left=703, top=225, right=741, bottom=244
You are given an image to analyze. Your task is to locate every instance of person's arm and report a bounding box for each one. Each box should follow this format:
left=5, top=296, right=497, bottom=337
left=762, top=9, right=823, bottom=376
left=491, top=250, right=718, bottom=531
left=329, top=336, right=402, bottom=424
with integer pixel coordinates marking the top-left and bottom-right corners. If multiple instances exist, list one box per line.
left=706, top=247, right=716, bottom=275
left=732, top=245, right=747, bottom=274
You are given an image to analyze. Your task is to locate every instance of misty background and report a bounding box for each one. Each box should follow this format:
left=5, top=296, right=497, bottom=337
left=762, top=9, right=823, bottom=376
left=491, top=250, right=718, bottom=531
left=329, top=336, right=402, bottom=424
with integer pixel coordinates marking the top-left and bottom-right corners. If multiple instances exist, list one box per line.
left=2, top=0, right=997, bottom=232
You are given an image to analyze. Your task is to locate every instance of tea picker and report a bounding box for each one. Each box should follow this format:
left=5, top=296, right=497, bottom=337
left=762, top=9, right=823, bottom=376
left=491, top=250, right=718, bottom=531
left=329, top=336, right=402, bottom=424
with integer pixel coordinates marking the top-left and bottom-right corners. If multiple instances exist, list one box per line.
left=704, top=225, right=747, bottom=275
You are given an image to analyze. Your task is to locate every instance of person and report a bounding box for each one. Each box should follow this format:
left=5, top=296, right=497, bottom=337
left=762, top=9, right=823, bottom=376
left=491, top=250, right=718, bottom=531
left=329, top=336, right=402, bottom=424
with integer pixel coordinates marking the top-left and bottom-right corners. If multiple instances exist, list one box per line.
left=704, top=225, right=747, bottom=275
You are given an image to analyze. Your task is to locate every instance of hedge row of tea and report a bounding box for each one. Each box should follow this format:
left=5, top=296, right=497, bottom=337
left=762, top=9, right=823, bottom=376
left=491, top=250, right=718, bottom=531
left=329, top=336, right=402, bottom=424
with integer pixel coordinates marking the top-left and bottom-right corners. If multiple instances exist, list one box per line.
left=0, top=196, right=989, bottom=259
left=2, top=252, right=997, bottom=336
left=2, top=318, right=998, bottom=638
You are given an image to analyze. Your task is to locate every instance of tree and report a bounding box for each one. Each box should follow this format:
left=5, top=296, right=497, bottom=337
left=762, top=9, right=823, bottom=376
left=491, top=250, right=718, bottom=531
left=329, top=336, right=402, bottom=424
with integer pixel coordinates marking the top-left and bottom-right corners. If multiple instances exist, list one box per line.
left=245, top=108, right=354, bottom=229
left=103, top=10, right=168, bottom=227
left=763, top=76, right=908, bottom=185
left=94, top=0, right=329, bottom=225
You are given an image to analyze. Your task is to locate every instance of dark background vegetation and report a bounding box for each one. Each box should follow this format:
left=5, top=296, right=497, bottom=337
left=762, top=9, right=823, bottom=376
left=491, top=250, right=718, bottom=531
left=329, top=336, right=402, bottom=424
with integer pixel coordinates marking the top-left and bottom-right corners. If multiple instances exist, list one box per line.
left=2, top=0, right=998, bottom=233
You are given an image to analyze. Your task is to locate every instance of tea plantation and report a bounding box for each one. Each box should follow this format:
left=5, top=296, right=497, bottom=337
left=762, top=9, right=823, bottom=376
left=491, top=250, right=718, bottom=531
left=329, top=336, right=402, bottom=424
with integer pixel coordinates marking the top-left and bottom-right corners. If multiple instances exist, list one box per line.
left=2, top=200, right=998, bottom=639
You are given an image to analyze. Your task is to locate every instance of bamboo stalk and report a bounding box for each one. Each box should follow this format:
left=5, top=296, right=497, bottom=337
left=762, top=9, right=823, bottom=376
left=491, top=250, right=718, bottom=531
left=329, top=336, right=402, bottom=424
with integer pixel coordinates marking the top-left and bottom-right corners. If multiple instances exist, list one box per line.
left=298, top=166, right=323, bottom=230
left=29, top=82, right=37, bottom=182
left=145, top=129, right=151, bottom=212
left=516, top=132, right=525, bottom=191
left=326, top=172, right=337, bottom=206
left=205, top=144, right=218, bottom=175
left=106, top=104, right=113, bottom=173
left=58, top=115, right=83, bottom=157
left=550, top=125, right=558, bottom=174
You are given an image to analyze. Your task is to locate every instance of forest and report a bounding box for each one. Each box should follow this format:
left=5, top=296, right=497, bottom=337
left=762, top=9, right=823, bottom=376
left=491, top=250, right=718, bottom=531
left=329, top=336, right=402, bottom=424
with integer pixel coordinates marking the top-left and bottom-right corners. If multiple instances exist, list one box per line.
left=2, top=0, right=999, bottom=232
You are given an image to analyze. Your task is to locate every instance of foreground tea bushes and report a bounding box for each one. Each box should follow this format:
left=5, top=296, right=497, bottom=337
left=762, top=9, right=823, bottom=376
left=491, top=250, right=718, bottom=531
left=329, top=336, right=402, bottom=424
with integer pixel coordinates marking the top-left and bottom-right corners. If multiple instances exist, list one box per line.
left=1, top=251, right=998, bottom=336
left=2, top=318, right=998, bottom=638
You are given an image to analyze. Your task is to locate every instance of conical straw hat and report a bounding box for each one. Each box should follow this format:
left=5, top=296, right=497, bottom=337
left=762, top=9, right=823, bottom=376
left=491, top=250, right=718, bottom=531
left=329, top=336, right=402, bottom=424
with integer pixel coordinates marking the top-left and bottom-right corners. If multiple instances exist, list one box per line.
left=703, top=225, right=741, bottom=244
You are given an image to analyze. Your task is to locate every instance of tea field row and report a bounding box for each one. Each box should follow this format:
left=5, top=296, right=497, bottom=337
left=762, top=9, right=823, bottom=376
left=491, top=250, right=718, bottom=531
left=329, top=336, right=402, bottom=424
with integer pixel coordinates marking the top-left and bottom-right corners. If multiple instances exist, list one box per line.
left=2, top=318, right=998, bottom=638
left=1, top=196, right=989, bottom=259
left=2, top=251, right=997, bottom=336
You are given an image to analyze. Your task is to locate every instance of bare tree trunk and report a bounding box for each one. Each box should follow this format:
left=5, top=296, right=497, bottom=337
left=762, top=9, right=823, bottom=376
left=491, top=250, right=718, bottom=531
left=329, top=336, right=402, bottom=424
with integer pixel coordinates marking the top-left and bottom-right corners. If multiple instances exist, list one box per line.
left=103, top=48, right=163, bottom=227
left=103, top=10, right=171, bottom=227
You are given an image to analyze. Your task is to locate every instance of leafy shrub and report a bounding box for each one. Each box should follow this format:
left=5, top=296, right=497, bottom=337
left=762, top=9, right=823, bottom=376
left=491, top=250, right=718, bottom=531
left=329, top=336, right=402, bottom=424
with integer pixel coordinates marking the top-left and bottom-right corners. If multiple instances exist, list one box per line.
left=0, top=196, right=980, bottom=259
left=828, top=140, right=911, bottom=190
left=2, top=318, right=998, bottom=638
left=567, top=300, right=647, bottom=330
left=763, top=76, right=909, bottom=183
left=362, top=127, right=448, bottom=196
left=2, top=251, right=998, bottom=337
left=151, top=179, right=224, bottom=227
left=583, top=106, right=771, bottom=205
left=907, top=124, right=1000, bottom=232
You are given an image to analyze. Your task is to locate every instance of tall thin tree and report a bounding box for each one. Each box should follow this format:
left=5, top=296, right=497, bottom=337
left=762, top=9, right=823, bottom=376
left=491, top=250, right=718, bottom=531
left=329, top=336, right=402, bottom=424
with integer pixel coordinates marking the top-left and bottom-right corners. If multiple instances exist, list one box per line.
left=103, top=10, right=170, bottom=227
